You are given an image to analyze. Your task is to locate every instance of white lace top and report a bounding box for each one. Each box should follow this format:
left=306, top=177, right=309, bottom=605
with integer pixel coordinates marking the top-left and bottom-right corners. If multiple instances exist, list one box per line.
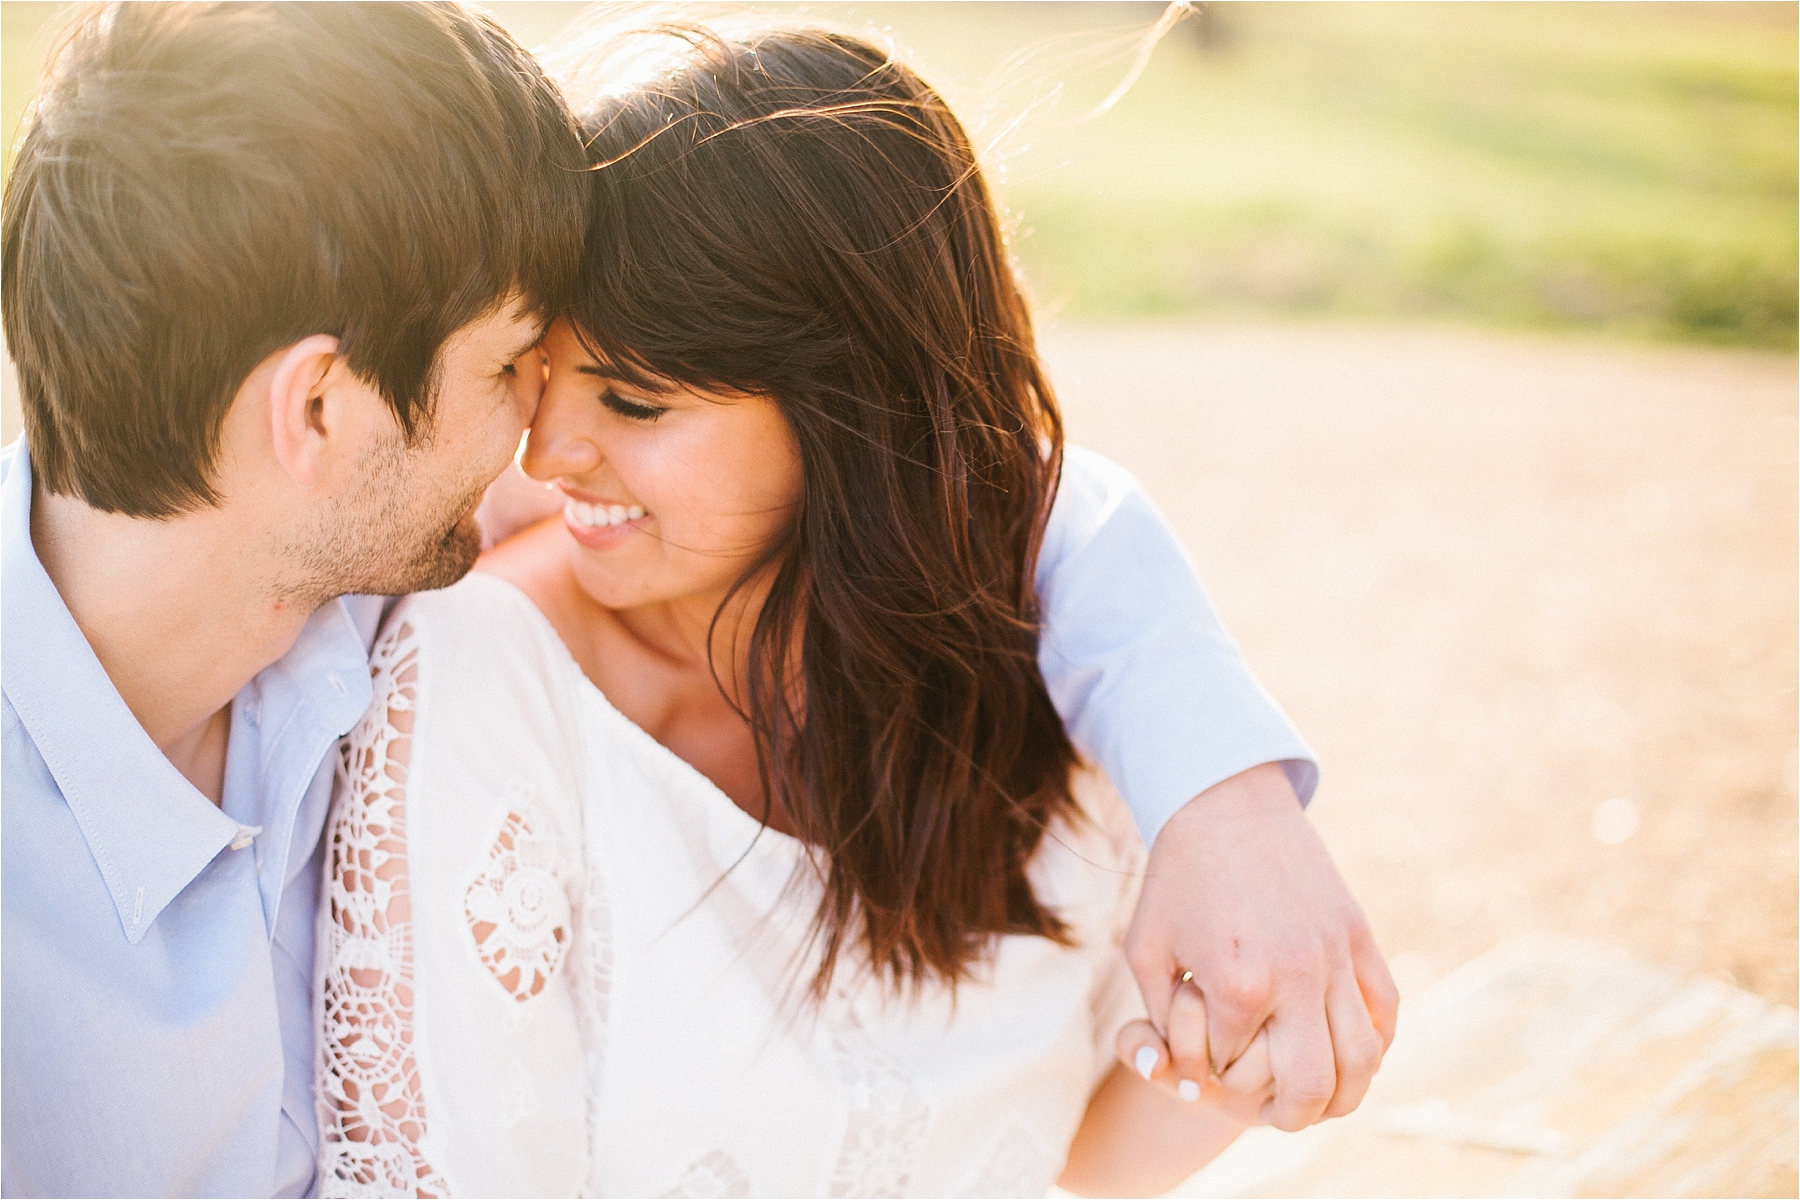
left=316, top=573, right=1146, bottom=1199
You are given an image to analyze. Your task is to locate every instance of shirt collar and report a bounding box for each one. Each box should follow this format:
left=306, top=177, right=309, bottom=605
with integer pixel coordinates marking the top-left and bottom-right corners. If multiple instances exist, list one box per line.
left=227, top=592, right=372, bottom=929
left=1, top=441, right=372, bottom=942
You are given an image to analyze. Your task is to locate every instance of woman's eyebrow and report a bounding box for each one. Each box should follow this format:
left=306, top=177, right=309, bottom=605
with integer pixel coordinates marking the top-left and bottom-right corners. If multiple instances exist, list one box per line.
left=575, top=364, right=607, bottom=377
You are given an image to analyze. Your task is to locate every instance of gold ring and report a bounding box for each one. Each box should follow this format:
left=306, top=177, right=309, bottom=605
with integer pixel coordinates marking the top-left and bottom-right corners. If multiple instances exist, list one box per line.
left=1178, top=969, right=1194, bottom=986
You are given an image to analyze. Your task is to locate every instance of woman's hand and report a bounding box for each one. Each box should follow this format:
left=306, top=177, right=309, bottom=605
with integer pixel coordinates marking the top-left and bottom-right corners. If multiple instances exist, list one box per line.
left=1114, top=992, right=1273, bottom=1128
left=1058, top=989, right=1263, bottom=1197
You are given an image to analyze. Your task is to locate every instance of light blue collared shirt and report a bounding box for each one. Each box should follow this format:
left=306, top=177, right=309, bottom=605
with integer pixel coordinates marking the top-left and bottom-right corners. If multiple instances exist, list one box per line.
left=1, top=444, right=383, bottom=1198
left=1041, top=446, right=1317, bottom=836
left=0, top=437, right=1311, bottom=1198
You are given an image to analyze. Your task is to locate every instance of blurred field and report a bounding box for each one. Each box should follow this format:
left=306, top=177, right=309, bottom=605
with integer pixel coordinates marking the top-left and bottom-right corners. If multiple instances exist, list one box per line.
left=1040, top=319, right=1798, bottom=1009
left=4, top=2, right=1795, bottom=345
left=1175, top=935, right=1796, bottom=1196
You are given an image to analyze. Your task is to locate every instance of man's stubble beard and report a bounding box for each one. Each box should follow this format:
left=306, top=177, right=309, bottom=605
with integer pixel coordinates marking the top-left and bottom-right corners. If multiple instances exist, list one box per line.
left=278, top=432, right=490, bottom=606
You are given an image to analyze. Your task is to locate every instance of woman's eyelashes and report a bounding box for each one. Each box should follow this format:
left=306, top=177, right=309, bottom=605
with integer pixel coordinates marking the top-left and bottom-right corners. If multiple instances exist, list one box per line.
left=600, top=388, right=667, bottom=423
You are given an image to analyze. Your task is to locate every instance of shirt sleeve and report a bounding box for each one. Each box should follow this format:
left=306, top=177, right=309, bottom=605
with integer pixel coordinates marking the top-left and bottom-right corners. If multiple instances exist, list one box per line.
left=1035, top=446, right=1318, bottom=845
left=316, top=595, right=589, bottom=1198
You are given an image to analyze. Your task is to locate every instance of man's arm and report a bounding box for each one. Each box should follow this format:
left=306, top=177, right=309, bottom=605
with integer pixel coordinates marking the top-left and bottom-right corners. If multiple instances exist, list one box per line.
left=1037, top=446, right=1397, bottom=1130
left=1036, top=448, right=1318, bottom=838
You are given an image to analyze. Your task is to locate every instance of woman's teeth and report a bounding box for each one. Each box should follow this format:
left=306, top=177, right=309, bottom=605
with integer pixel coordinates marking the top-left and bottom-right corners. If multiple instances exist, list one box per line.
left=565, top=499, right=646, bottom=528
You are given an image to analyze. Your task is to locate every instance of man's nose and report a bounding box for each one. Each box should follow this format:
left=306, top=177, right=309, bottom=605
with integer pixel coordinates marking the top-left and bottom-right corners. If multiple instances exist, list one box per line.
left=509, top=349, right=549, bottom=428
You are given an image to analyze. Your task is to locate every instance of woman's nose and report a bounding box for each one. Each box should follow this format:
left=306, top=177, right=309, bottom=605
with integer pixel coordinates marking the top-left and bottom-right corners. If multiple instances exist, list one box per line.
left=520, top=381, right=603, bottom=482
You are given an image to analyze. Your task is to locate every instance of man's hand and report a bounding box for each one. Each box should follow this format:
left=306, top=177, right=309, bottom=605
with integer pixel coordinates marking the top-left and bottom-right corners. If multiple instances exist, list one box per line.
left=1124, top=762, right=1398, bottom=1132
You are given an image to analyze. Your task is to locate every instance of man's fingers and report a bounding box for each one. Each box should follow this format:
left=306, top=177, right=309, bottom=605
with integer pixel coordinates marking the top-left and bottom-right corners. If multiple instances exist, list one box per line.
left=1123, top=765, right=1396, bottom=1131
left=1260, top=997, right=1335, bottom=1132
left=1201, top=966, right=1271, bottom=1078
left=1123, top=935, right=1179, bottom=1036
left=1353, top=934, right=1400, bottom=1051
left=1218, top=1025, right=1273, bottom=1095
left=1321, top=972, right=1386, bottom=1119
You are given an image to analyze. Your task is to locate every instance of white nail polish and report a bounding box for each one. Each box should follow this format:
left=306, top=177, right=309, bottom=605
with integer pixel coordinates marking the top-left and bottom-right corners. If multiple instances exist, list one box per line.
left=1178, top=1079, right=1201, bottom=1103
left=1134, top=1045, right=1158, bottom=1080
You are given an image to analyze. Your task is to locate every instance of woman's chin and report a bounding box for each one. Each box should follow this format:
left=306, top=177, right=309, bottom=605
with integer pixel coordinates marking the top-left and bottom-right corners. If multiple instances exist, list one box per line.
left=566, top=542, right=670, bottom=611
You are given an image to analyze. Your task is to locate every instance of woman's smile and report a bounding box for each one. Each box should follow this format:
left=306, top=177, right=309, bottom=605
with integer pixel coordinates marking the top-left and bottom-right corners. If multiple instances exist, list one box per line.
left=558, top=481, right=649, bottom=548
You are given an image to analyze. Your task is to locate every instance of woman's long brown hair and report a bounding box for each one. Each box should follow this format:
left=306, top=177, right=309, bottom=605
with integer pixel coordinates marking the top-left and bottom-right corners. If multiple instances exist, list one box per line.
left=563, top=15, right=1081, bottom=996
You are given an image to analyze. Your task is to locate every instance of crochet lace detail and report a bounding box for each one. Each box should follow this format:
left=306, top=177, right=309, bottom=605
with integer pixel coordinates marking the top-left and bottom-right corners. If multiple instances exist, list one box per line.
left=659, top=1149, right=754, bottom=1197
left=825, top=1013, right=932, bottom=1198
left=463, top=806, right=571, bottom=1003
left=956, top=1120, right=1056, bottom=1198
left=317, top=623, right=450, bottom=1198
left=567, top=845, right=613, bottom=1194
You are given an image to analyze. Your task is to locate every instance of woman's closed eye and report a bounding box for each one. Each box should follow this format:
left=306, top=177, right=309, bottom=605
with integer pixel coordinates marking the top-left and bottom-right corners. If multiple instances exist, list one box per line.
left=600, top=388, right=667, bottom=422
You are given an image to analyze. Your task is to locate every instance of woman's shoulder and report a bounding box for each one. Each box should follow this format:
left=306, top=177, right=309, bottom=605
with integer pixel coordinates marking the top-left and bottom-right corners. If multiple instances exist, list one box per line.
left=382, top=571, right=572, bottom=675
left=370, top=572, right=591, bottom=766
left=386, top=565, right=536, bottom=622
left=1044, top=767, right=1145, bottom=868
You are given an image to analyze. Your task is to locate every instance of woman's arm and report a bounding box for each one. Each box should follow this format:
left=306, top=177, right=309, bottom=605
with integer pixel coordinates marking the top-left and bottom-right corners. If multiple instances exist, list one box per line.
left=316, top=620, right=450, bottom=1198
left=1059, top=1063, right=1247, bottom=1198
left=315, top=612, right=588, bottom=1198
left=1059, top=1005, right=1272, bottom=1197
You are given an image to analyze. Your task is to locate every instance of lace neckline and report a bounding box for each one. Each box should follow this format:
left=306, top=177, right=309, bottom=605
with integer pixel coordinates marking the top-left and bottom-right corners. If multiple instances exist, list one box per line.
left=463, top=571, right=806, bottom=858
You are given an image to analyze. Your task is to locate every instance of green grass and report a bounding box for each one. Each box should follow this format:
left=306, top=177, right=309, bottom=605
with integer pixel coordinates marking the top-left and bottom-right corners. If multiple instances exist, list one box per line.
left=960, top=2, right=1799, bottom=347
left=4, top=1, right=1794, bottom=347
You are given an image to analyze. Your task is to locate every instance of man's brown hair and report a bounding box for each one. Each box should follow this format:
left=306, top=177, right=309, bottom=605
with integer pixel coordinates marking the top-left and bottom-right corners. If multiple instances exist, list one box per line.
left=2, top=2, right=586, bottom=518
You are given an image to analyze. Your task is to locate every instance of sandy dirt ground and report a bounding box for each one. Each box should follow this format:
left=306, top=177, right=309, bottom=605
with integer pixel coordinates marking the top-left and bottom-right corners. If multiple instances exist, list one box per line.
left=3, top=321, right=1794, bottom=1009
left=1036, top=320, right=1797, bottom=1009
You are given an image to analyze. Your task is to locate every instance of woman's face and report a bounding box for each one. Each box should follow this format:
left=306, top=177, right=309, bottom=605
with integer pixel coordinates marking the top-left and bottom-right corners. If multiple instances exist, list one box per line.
left=522, top=318, right=803, bottom=611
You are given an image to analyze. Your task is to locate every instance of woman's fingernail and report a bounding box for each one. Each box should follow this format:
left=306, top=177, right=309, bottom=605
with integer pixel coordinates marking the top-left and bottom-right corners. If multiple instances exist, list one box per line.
left=1178, top=1078, right=1201, bottom=1102
left=1134, top=1045, right=1159, bottom=1080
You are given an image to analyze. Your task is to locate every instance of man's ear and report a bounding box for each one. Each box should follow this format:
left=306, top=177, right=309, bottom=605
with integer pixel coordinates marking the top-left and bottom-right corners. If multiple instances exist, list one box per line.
left=267, top=334, right=344, bottom=489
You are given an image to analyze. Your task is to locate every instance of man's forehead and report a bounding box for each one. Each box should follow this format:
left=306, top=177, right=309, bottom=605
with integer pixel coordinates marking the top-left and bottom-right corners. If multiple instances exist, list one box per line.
left=449, top=294, right=546, bottom=358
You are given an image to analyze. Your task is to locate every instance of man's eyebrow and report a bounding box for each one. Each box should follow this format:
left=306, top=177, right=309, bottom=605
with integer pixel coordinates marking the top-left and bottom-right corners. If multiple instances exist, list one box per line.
left=496, top=317, right=550, bottom=363
left=503, top=331, right=544, bottom=361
